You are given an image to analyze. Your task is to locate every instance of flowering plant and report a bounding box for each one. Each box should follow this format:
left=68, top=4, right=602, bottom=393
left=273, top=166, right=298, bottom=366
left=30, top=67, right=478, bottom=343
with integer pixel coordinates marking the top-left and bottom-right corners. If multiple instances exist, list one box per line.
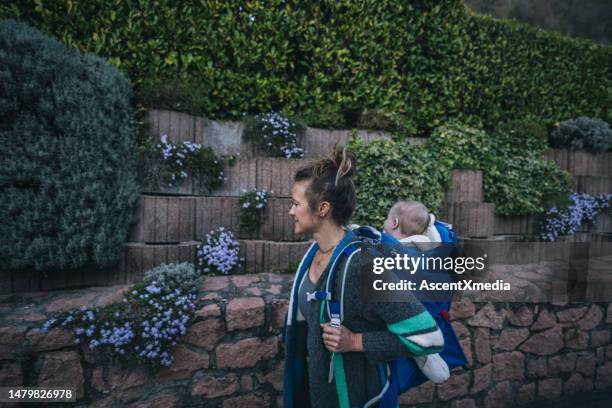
left=540, top=193, right=612, bottom=241
left=244, top=112, right=305, bottom=158
left=142, top=134, right=227, bottom=190
left=239, top=189, right=270, bottom=235
left=196, top=227, right=242, bottom=274
left=38, top=263, right=200, bottom=370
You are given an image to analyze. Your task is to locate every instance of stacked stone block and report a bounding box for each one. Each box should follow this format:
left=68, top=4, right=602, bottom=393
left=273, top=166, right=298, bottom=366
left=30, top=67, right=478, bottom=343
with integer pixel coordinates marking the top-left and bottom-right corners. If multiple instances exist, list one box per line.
left=442, top=170, right=495, bottom=238
left=398, top=300, right=612, bottom=408
left=0, top=275, right=291, bottom=407
left=543, top=149, right=612, bottom=178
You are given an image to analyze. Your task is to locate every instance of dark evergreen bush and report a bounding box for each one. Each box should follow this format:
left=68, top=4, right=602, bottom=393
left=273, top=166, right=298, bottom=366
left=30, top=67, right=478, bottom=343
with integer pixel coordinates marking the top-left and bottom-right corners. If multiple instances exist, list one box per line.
left=0, top=19, right=139, bottom=272
left=549, top=116, right=612, bottom=152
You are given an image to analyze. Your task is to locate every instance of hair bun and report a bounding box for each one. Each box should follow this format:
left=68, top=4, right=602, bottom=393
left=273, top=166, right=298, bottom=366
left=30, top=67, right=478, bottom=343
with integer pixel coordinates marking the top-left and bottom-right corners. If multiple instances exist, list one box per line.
left=310, top=145, right=355, bottom=186
left=331, top=145, right=355, bottom=186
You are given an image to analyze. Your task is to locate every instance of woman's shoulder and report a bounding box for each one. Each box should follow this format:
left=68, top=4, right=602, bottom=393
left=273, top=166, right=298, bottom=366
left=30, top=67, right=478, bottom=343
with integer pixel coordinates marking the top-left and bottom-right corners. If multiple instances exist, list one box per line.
left=335, top=238, right=383, bottom=276
left=348, top=236, right=387, bottom=258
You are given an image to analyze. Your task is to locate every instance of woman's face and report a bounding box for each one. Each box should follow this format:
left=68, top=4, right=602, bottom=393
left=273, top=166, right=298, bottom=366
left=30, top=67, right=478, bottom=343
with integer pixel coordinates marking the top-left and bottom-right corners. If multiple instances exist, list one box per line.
left=289, top=180, right=318, bottom=235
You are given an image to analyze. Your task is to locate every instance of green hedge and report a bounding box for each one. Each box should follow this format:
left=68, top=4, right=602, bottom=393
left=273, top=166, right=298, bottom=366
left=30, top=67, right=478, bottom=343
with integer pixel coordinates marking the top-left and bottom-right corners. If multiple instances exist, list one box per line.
left=1, top=1, right=611, bottom=132
left=349, top=122, right=573, bottom=226
left=463, top=12, right=612, bottom=127
left=0, top=20, right=139, bottom=272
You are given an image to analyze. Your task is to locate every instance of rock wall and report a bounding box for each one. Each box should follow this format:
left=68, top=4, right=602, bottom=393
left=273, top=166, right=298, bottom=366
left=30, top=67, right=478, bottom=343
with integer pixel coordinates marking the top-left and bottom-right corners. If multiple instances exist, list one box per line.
left=0, top=275, right=290, bottom=407
left=1, top=274, right=611, bottom=407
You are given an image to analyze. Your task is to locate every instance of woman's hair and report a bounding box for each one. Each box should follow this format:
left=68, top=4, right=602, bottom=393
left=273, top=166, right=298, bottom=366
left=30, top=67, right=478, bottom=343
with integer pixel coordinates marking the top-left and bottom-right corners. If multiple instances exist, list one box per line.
left=294, top=145, right=356, bottom=226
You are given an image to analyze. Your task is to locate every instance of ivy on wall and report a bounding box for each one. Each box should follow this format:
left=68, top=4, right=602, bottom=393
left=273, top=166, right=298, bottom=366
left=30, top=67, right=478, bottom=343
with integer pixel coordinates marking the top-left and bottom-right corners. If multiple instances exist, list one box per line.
left=349, top=122, right=573, bottom=226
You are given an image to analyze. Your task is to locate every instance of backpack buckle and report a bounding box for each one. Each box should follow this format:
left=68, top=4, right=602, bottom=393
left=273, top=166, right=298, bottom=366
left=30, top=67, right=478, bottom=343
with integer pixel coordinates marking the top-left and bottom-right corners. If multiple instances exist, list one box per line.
left=306, top=291, right=331, bottom=302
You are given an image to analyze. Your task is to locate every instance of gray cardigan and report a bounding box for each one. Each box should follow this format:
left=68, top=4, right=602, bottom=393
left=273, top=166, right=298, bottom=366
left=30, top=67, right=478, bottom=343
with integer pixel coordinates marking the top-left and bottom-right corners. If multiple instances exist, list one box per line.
left=292, top=238, right=444, bottom=407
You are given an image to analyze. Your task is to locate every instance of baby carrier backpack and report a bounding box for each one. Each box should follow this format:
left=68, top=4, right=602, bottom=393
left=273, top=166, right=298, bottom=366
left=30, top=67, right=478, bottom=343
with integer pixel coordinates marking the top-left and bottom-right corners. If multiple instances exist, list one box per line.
left=317, top=221, right=468, bottom=408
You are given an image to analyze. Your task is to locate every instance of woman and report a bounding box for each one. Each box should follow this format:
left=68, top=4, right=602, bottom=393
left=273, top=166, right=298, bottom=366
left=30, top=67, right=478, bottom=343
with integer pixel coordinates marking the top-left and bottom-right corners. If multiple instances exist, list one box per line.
left=283, top=146, right=445, bottom=408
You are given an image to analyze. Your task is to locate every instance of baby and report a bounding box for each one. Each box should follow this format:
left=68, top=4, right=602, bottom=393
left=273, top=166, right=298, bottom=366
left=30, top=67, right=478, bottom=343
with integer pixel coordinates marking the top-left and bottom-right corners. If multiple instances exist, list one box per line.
left=382, top=200, right=450, bottom=383
left=383, top=200, right=442, bottom=251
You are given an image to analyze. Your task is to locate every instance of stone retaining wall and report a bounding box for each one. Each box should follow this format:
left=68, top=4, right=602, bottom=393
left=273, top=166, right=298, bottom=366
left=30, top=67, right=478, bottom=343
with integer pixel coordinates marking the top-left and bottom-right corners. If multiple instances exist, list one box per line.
left=1, top=275, right=611, bottom=407
left=0, top=275, right=291, bottom=408
left=130, top=196, right=303, bottom=243
left=4, top=109, right=612, bottom=294
left=442, top=169, right=612, bottom=239
left=140, top=158, right=314, bottom=197
left=543, top=149, right=612, bottom=177
left=146, top=109, right=395, bottom=159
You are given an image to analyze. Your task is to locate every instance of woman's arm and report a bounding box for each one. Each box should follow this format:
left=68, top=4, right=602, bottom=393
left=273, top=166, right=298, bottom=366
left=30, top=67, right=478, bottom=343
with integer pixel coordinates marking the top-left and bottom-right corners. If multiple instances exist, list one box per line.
left=361, top=306, right=443, bottom=365
left=319, top=307, right=443, bottom=368
left=342, top=247, right=444, bottom=365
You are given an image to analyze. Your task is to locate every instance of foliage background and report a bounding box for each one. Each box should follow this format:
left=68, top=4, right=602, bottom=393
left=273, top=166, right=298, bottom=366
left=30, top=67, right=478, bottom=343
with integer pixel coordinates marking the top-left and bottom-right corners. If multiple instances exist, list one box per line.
left=2, top=0, right=610, bottom=132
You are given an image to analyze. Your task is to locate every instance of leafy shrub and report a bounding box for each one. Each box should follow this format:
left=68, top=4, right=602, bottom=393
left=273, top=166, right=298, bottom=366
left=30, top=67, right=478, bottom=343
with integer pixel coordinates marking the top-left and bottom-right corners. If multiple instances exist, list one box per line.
left=39, top=262, right=200, bottom=370
left=355, top=109, right=411, bottom=133
left=302, top=108, right=350, bottom=130
left=427, top=123, right=493, bottom=170
left=144, top=261, right=200, bottom=295
left=243, top=112, right=305, bottom=158
left=285, top=261, right=300, bottom=275
left=350, top=121, right=573, bottom=226
left=196, top=227, right=242, bottom=275
left=549, top=117, right=612, bottom=152
left=239, top=189, right=270, bottom=236
left=0, top=19, right=139, bottom=271
left=486, top=121, right=573, bottom=215
left=140, top=134, right=227, bottom=191
left=137, top=79, right=210, bottom=118
left=497, top=120, right=549, bottom=151
left=426, top=122, right=572, bottom=216
left=463, top=12, right=612, bottom=130
left=349, top=136, right=448, bottom=228
left=540, top=193, right=612, bottom=241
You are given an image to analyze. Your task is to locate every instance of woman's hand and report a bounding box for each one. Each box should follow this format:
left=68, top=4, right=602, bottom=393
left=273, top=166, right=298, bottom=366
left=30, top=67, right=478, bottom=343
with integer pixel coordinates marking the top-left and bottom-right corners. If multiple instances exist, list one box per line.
left=320, top=323, right=363, bottom=353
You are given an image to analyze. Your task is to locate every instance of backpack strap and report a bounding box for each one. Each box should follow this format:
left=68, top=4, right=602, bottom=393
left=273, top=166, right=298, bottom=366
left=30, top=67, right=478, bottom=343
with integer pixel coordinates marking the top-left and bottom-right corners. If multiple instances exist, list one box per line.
left=322, top=236, right=398, bottom=408
left=305, top=241, right=361, bottom=308
left=323, top=241, right=364, bottom=324
left=316, top=229, right=399, bottom=408
left=318, top=240, right=363, bottom=408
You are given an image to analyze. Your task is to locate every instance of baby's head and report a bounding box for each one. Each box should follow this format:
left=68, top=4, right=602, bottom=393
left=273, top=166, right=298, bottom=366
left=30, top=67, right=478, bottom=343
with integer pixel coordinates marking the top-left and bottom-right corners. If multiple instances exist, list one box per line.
left=383, top=200, right=430, bottom=240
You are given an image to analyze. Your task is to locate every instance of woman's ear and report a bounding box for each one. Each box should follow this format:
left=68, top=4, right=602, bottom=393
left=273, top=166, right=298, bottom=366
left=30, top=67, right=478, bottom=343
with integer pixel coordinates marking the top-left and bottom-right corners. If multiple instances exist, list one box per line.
left=318, top=201, right=331, bottom=218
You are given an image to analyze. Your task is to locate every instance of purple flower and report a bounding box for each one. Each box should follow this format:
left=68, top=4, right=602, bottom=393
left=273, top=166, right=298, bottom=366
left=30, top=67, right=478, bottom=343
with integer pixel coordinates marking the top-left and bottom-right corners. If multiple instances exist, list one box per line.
left=541, top=193, right=612, bottom=241
left=197, top=227, right=240, bottom=274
